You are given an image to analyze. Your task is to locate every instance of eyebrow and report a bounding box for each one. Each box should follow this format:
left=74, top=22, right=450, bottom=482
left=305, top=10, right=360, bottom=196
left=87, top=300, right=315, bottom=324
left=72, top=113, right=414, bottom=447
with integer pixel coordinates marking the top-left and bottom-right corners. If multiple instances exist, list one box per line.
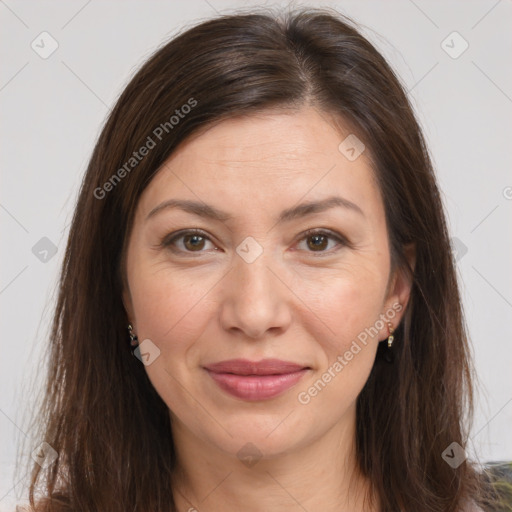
left=146, top=195, right=365, bottom=223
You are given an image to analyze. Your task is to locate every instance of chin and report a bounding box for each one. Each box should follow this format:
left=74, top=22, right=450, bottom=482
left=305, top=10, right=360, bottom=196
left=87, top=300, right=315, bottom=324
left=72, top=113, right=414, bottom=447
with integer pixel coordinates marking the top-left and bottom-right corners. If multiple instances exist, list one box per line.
left=198, top=405, right=321, bottom=460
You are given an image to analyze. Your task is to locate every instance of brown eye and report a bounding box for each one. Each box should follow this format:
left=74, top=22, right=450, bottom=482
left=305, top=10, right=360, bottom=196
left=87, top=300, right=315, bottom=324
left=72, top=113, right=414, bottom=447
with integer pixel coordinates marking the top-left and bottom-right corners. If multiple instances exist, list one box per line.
left=162, top=230, right=217, bottom=254
left=296, top=229, right=347, bottom=255
left=307, top=234, right=329, bottom=251
left=183, top=234, right=206, bottom=251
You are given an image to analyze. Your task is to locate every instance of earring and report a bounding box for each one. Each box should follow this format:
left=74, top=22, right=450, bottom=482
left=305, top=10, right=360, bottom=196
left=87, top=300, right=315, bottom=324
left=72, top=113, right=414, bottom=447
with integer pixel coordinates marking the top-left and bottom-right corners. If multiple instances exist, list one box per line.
left=128, top=324, right=139, bottom=354
left=387, top=322, right=394, bottom=348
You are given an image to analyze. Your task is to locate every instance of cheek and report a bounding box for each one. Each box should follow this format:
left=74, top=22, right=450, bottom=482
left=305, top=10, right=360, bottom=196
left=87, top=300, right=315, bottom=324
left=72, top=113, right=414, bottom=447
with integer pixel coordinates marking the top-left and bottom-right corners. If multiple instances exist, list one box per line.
left=340, top=280, right=384, bottom=338
left=293, top=264, right=387, bottom=408
left=128, top=261, right=221, bottom=352
left=295, top=263, right=388, bottom=348
left=294, top=278, right=384, bottom=414
left=127, top=264, right=219, bottom=416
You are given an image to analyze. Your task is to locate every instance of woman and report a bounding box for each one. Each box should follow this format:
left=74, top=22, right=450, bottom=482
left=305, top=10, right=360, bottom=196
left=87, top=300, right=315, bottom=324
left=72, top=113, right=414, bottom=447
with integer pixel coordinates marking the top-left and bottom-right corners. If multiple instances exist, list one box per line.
left=22, top=6, right=498, bottom=512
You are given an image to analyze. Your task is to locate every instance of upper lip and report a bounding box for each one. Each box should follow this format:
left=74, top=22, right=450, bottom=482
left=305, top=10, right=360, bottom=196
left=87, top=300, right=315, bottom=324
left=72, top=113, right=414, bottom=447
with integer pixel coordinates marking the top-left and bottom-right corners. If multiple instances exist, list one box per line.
left=203, top=358, right=309, bottom=376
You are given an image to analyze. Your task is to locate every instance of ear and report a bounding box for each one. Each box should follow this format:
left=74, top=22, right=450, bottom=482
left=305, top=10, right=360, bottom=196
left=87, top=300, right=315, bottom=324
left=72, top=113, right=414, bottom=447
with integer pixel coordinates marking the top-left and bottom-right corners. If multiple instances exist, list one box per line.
left=381, top=242, right=416, bottom=337
left=120, top=247, right=136, bottom=326
left=122, top=280, right=135, bottom=326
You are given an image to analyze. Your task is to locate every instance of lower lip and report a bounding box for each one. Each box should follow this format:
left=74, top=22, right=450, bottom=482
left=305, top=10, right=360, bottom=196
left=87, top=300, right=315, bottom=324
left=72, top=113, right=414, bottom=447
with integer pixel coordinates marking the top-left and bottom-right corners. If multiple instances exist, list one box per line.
left=206, top=369, right=308, bottom=401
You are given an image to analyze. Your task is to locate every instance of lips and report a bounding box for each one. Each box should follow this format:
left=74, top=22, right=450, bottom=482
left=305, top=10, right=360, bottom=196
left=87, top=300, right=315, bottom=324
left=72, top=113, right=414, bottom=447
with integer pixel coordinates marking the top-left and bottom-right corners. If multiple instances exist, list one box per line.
left=203, top=358, right=310, bottom=401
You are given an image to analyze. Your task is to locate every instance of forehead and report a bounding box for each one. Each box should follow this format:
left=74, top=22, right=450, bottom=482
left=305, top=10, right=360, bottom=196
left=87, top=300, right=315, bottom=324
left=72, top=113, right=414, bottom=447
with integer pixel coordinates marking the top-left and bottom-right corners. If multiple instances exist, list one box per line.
left=137, top=108, right=382, bottom=221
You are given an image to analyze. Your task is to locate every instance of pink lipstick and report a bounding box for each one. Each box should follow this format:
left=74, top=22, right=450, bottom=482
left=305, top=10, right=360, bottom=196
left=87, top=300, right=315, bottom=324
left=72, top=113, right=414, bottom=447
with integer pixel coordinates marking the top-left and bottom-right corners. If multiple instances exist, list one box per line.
left=203, top=358, right=309, bottom=401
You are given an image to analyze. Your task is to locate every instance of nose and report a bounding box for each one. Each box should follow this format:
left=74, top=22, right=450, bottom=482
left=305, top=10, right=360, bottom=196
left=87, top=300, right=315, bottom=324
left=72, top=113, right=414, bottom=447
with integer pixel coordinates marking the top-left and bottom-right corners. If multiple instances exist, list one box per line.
left=219, top=251, right=292, bottom=340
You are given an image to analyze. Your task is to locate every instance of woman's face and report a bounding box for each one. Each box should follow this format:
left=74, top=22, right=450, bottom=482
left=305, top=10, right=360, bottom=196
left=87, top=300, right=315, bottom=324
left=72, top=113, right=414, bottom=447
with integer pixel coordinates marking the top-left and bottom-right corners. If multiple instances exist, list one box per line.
left=123, top=107, right=412, bottom=460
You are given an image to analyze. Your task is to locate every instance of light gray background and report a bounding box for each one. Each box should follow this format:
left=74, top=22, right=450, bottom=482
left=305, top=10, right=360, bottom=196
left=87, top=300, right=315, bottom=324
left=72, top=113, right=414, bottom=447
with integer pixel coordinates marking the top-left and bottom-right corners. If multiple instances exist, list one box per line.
left=1, top=0, right=511, bottom=509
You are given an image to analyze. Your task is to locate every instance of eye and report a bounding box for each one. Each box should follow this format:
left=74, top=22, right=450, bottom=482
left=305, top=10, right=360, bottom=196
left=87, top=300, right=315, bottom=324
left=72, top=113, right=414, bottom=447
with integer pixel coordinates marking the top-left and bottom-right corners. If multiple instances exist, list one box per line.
left=161, top=229, right=218, bottom=254
left=160, top=228, right=348, bottom=256
left=295, top=229, right=347, bottom=255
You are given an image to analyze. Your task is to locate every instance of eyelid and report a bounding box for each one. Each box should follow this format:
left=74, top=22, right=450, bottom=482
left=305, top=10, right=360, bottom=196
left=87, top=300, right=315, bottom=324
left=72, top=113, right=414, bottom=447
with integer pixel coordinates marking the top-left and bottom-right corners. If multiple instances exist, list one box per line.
left=293, top=228, right=350, bottom=255
left=160, top=228, right=216, bottom=254
left=160, top=228, right=350, bottom=255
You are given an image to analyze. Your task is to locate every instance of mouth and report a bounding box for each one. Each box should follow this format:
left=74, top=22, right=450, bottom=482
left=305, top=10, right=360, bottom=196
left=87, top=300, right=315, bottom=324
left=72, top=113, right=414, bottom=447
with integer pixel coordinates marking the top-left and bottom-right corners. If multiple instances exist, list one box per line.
left=203, top=358, right=311, bottom=401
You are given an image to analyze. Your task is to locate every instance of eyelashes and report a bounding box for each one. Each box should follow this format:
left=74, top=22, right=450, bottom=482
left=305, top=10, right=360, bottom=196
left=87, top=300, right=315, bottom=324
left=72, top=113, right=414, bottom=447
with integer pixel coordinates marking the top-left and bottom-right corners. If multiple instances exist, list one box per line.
left=161, top=229, right=217, bottom=255
left=160, top=228, right=350, bottom=257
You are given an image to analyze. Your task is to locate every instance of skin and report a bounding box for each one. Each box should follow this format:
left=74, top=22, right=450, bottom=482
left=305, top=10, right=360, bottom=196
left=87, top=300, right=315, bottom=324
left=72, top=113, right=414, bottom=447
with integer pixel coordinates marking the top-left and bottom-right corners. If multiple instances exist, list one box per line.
left=123, top=107, right=415, bottom=512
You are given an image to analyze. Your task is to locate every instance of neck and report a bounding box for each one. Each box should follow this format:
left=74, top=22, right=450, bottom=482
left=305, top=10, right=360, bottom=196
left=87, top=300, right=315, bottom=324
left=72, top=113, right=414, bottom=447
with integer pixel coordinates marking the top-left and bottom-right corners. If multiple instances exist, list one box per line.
left=169, top=408, right=379, bottom=512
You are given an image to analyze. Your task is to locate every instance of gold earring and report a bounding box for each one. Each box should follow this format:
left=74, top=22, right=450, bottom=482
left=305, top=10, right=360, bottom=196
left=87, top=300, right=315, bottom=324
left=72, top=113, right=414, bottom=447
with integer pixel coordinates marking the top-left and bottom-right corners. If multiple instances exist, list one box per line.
left=387, top=322, right=394, bottom=348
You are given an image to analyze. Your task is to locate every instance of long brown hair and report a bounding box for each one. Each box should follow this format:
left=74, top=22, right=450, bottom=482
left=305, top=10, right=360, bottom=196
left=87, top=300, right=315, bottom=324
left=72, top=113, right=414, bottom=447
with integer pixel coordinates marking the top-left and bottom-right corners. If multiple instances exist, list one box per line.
left=22, top=6, right=494, bottom=511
